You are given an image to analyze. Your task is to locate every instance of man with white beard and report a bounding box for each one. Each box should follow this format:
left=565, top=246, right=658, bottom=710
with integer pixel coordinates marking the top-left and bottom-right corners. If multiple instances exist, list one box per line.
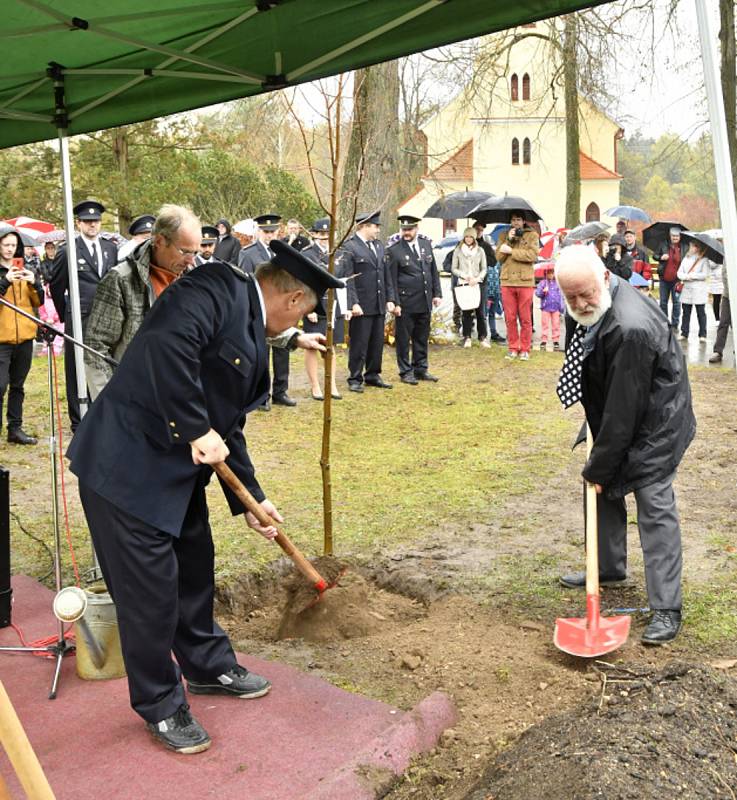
left=554, top=246, right=696, bottom=645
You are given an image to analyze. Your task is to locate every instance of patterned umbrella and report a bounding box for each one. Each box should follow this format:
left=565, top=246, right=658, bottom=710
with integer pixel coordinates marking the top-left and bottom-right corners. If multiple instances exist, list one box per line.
left=1, top=216, right=56, bottom=240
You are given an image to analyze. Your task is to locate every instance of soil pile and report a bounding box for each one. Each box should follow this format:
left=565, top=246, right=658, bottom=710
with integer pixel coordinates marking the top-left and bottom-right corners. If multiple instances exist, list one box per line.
left=465, top=661, right=737, bottom=800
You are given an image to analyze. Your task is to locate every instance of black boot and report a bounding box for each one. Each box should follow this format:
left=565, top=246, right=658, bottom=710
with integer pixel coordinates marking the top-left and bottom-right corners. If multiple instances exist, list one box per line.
left=7, top=428, right=38, bottom=445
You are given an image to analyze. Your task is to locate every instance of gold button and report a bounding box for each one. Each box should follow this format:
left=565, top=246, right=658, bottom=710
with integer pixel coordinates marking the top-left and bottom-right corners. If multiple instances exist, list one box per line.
left=169, top=421, right=176, bottom=427
left=234, top=358, right=241, bottom=365
left=173, top=433, right=180, bottom=439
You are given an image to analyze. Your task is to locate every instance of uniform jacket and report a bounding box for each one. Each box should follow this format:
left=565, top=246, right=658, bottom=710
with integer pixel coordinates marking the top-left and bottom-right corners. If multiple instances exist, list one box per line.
left=496, top=228, right=539, bottom=287
left=385, top=237, right=441, bottom=314
left=238, top=241, right=272, bottom=274
left=0, top=266, right=43, bottom=344
left=49, top=235, right=118, bottom=321
left=580, top=276, right=696, bottom=497
left=302, top=243, right=343, bottom=318
left=213, top=234, right=241, bottom=265
left=67, top=261, right=270, bottom=537
left=84, top=239, right=156, bottom=400
left=337, top=234, right=388, bottom=315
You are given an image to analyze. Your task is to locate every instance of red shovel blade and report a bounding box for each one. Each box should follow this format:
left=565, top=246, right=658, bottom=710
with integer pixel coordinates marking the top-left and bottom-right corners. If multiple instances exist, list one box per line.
left=554, top=594, right=631, bottom=658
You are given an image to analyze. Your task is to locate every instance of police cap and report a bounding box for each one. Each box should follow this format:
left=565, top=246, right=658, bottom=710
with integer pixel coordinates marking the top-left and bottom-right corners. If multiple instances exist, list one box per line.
left=269, top=239, right=343, bottom=316
left=128, top=214, right=155, bottom=236
left=397, top=214, right=421, bottom=229
left=254, top=213, right=282, bottom=232
left=74, top=200, right=105, bottom=220
left=200, top=225, right=219, bottom=244
left=310, top=217, right=330, bottom=234
left=356, top=211, right=381, bottom=226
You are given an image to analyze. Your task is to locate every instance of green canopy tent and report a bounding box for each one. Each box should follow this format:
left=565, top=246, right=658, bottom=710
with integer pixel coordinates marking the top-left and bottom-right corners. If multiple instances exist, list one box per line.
left=1, top=0, right=735, bottom=400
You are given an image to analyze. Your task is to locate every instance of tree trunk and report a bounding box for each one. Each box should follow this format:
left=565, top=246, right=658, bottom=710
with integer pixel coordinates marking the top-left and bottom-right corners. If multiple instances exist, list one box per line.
left=112, top=128, right=132, bottom=233
left=563, top=15, right=581, bottom=228
left=719, top=0, right=737, bottom=193
left=341, top=62, right=401, bottom=231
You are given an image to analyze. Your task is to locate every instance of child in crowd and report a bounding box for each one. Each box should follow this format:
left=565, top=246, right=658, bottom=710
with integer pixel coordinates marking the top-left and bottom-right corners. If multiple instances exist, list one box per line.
left=534, top=265, right=565, bottom=351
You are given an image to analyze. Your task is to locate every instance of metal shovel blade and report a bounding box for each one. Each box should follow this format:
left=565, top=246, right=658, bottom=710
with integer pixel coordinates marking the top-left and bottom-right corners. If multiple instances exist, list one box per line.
left=554, top=594, right=631, bottom=658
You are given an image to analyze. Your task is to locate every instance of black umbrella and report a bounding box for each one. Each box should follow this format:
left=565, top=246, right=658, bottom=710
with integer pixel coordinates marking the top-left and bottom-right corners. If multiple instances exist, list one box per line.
left=563, top=221, right=610, bottom=244
left=641, top=221, right=687, bottom=252
left=424, top=191, right=494, bottom=220
left=468, top=194, right=542, bottom=224
left=681, top=231, right=724, bottom=264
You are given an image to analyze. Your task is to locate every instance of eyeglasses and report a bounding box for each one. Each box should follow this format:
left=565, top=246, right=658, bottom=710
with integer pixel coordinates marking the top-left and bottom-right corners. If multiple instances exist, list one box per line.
left=166, top=239, right=199, bottom=258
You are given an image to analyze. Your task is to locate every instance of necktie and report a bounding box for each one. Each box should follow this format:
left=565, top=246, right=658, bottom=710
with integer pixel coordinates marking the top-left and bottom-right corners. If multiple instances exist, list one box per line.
left=368, top=241, right=376, bottom=258
left=556, top=323, right=586, bottom=408
left=89, top=241, right=101, bottom=275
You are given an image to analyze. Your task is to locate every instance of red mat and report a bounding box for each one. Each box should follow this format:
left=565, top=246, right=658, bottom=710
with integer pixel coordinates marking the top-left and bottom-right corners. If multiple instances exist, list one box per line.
left=0, top=576, right=456, bottom=799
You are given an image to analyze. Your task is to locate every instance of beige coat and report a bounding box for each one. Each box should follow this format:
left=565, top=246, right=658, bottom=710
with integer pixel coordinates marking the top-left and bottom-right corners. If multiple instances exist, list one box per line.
left=451, top=244, right=487, bottom=283
left=497, top=229, right=539, bottom=287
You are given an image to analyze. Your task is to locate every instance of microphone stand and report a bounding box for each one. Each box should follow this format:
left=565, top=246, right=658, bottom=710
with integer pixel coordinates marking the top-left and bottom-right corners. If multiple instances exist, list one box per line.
left=0, top=294, right=116, bottom=698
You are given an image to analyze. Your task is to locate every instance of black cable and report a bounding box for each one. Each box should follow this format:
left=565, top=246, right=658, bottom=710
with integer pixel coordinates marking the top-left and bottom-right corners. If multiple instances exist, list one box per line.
left=9, top=510, right=55, bottom=583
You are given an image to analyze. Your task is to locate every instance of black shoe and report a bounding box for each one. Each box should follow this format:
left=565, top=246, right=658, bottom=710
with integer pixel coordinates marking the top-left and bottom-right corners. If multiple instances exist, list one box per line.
left=489, top=334, right=506, bottom=344
left=558, top=571, right=628, bottom=589
left=365, top=379, right=393, bottom=389
left=257, top=400, right=271, bottom=412
left=7, top=428, right=37, bottom=445
left=400, top=374, right=419, bottom=385
left=145, top=704, right=211, bottom=754
left=348, top=383, right=364, bottom=393
left=415, top=372, right=439, bottom=382
left=641, top=609, right=682, bottom=645
left=188, top=664, right=272, bottom=698
left=272, top=393, right=297, bottom=407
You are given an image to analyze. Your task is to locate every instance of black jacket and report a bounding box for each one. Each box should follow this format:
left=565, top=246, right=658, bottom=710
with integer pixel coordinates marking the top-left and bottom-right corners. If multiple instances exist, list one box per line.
left=385, top=238, right=441, bottom=314
left=604, top=249, right=633, bottom=280
left=336, top=234, right=388, bottom=315
left=580, top=277, right=696, bottom=497
left=280, top=234, right=310, bottom=252
left=214, top=234, right=241, bottom=265
left=67, top=261, right=270, bottom=536
left=49, top=236, right=118, bottom=320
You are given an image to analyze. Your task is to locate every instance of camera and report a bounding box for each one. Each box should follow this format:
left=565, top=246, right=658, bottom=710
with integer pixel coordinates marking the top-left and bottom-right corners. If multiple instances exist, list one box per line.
left=513, top=227, right=524, bottom=238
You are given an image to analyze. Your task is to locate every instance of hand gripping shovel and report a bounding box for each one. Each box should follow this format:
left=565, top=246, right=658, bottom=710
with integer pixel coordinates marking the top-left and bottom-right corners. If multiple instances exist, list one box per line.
left=554, top=426, right=630, bottom=657
left=213, top=462, right=329, bottom=595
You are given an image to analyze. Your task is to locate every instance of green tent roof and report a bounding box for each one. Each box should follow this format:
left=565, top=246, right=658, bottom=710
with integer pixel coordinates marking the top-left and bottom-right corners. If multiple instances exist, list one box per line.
left=1, top=0, right=606, bottom=149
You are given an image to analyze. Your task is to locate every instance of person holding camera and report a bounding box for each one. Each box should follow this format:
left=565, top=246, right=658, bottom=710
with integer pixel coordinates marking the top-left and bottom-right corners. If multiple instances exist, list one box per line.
left=0, top=225, right=44, bottom=445
left=496, top=212, right=539, bottom=360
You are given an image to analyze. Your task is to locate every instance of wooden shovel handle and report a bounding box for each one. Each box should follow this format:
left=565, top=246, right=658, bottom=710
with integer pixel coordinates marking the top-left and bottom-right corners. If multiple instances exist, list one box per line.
left=213, top=462, right=327, bottom=592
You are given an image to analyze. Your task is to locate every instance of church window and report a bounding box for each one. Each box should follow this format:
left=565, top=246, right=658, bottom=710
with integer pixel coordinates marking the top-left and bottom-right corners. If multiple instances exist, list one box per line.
left=510, top=74, right=519, bottom=102
left=586, top=202, right=600, bottom=222
left=512, top=138, right=520, bottom=164
left=522, top=73, right=531, bottom=100
left=523, top=138, right=531, bottom=164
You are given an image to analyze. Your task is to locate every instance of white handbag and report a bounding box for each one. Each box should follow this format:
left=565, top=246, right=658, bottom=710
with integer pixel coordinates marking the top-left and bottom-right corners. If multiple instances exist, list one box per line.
left=454, top=283, right=481, bottom=311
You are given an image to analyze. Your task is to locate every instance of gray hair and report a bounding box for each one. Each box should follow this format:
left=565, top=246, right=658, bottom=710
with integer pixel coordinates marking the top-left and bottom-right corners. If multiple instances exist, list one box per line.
left=255, top=261, right=318, bottom=309
left=287, top=218, right=301, bottom=227
left=152, top=204, right=200, bottom=240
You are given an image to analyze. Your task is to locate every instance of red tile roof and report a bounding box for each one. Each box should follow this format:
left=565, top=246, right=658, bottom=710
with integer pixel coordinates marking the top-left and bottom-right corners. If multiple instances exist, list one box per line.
left=427, top=140, right=473, bottom=182
left=580, top=152, right=621, bottom=180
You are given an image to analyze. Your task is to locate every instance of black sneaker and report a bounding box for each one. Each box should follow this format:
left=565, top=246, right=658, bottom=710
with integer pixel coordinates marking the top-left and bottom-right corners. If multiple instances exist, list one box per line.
left=558, top=571, right=628, bottom=588
left=146, top=704, right=211, bottom=754
left=642, top=609, right=682, bottom=645
left=188, top=664, right=271, bottom=699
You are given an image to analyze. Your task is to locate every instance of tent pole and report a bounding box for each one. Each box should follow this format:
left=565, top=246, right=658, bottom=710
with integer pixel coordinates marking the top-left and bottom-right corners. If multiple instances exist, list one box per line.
left=51, top=64, right=102, bottom=580
left=694, top=0, right=737, bottom=372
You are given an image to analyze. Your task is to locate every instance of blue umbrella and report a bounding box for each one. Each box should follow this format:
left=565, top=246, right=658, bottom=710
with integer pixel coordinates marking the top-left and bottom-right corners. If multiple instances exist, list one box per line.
left=489, top=224, right=511, bottom=243
left=434, top=234, right=460, bottom=249
left=605, top=205, right=651, bottom=223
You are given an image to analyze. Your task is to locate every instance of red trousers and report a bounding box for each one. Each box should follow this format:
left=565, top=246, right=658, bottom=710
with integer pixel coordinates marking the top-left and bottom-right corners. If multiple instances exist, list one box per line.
left=501, top=286, right=534, bottom=353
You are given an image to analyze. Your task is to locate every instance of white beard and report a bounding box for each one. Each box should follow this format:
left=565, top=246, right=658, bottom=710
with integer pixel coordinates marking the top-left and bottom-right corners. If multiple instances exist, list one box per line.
left=566, top=287, right=612, bottom=327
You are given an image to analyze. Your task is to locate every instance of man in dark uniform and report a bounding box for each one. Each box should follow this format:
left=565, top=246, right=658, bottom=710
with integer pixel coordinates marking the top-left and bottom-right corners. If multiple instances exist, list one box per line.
left=385, top=215, right=442, bottom=384
left=213, top=218, right=241, bottom=264
left=117, top=214, right=155, bottom=261
left=67, top=241, right=342, bottom=754
left=281, top=218, right=310, bottom=251
left=195, top=225, right=219, bottom=267
left=49, top=200, right=118, bottom=431
left=239, top=214, right=294, bottom=408
left=338, top=211, right=394, bottom=392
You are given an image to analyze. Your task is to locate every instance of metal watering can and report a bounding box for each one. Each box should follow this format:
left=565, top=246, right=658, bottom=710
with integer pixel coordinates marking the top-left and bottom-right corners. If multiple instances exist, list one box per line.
left=52, top=585, right=126, bottom=680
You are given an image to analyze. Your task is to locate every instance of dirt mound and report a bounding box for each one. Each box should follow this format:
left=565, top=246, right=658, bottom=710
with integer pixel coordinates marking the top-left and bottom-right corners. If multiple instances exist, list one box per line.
left=465, top=661, right=737, bottom=800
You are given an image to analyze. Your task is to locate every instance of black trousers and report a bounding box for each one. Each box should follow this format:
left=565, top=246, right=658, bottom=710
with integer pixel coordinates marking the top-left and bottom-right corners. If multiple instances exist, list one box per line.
left=0, top=339, right=33, bottom=432
left=680, top=303, right=706, bottom=338
left=78, top=482, right=237, bottom=723
left=395, top=310, right=430, bottom=377
left=713, top=294, right=722, bottom=322
left=63, top=312, right=92, bottom=431
left=348, top=314, right=385, bottom=385
left=270, top=345, right=290, bottom=397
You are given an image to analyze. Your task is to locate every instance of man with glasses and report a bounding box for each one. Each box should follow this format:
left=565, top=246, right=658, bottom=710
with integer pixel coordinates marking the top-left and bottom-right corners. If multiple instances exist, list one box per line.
left=50, top=200, right=118, bottom=430
left=84, top=205, right=201, bottom=400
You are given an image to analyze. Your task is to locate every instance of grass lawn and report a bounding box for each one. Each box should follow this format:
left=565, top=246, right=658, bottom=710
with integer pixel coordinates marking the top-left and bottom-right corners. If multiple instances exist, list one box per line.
left=3, top=344, right=575, bottom=584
